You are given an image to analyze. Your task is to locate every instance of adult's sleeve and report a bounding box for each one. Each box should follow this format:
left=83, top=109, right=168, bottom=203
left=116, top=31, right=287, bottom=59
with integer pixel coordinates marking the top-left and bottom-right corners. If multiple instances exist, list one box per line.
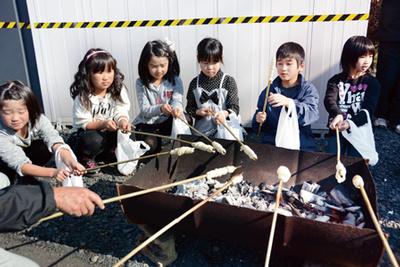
left=0, top=182, right=56, bottom=231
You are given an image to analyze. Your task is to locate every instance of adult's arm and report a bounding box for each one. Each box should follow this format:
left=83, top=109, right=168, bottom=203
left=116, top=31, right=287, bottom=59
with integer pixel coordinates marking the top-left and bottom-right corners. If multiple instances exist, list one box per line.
left=0, top=182, right=56, bottom=231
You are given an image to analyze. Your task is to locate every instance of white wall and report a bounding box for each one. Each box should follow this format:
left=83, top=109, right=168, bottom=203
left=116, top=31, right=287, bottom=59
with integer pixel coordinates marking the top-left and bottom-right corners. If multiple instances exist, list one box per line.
left=26, top=0, right=371, bottom=129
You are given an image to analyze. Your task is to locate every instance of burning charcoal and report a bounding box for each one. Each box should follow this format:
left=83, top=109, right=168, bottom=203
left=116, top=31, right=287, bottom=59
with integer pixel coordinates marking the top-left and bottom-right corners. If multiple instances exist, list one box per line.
left=300, top=189, right=326, bottom=204
left=258, top=182, right=267, bottom=190
left=306, top=213, right=317, bottom=220
left=329, top=186, right=354, bottom=207
left=214, top=195, right=237, bottom=205
left=169, top=177, right=365, bottom=229
left=315, top=215, right=330, bottom=222
left=345, top=206, right=361, bottom=212
left=301, top=182, right=321, bottom=194
left=240, top=184, right=251, bottom=195
left=255, top=201, right=268, bottom=211
left=284, top=191, right=303, bottom=207
left=309, top=203, right=328, bottom=213
left=287, top=202, right=303, bottom=217
left=342, top=213, right=356, bottom=226
left=356, top=212, right=364, bottom=226
left=325, top=203, right=346, bottom=213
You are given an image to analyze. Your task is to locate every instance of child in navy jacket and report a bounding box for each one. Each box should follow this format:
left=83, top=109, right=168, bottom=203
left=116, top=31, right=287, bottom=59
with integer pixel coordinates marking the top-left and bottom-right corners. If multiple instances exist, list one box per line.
left=252, top=42, right=319, bottom=151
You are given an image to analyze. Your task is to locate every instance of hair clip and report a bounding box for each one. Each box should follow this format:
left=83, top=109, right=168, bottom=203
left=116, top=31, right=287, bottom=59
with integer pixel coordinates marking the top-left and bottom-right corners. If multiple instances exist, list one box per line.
left=163, top=37, right=176, bottom=52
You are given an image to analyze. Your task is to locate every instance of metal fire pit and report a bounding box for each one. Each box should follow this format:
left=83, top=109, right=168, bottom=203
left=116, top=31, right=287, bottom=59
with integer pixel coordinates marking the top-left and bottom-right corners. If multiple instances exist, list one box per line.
left=117, top=135, right=383, bottom=267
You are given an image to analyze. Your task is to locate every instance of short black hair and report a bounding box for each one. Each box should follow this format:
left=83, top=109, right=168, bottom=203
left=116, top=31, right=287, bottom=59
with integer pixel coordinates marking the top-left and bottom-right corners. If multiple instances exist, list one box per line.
left=138, top=40, right=180, bottom=88
left=197, top=38, right=224, bottom=63
left=276, top=42, right=305, bottom=65
left=340, top=36, right=375, bottom=74
left=0, top=80, right=42, bottom=127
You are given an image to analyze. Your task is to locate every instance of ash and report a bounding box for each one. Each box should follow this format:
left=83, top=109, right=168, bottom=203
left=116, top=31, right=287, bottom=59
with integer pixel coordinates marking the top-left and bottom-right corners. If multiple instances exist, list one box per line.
left=171, top=178, right=364, bottom=227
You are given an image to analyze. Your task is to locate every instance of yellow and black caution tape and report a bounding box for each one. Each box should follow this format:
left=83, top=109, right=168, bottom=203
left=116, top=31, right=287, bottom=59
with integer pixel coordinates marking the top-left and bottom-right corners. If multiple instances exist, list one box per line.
left=0, top=13, right=368, bottom=30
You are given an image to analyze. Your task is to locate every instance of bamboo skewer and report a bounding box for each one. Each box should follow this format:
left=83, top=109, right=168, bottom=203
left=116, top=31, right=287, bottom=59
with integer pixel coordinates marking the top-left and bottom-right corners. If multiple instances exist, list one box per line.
left=335, top=127, right=346, bottom=183
left=336, top=127, right=341, bottom=162
left=84, top=147, right=194, bottom=173
left=121, top=128, right=193, bottom=145
left=264, top=166, right=291, bottom=267
left=113, top=171, right=244, bottom=267
left=176, top=116, right=226, bottom=155
left=84, top=151, right=167, bottom=173
left=258, top=58, right=276, bottom=136
left=352, top=175, right=399, bottom=267
left=213, top=111, right=244, bottom=146
left=123, top=127, right=215, bottom=154
left=176, top=116, right=212, bottom=144
left=212, top=111, right=258, bottom=160
left=38, top=166, right=239, bottom=223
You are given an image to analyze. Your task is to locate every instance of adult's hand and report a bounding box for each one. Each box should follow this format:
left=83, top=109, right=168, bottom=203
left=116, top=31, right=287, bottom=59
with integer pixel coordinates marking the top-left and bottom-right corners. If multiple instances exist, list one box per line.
left=53, top=187, right=105, bottom=216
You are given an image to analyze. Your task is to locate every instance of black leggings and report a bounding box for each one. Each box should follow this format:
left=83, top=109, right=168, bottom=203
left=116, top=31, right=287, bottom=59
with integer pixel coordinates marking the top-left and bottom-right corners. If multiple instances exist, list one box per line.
left=0, top=140, right=52, bottom=185
left=69, top=130, right=117, bottom=162
left=135, top=116, right=173, bottom=155
left=134, top=114, right=193, bottom=155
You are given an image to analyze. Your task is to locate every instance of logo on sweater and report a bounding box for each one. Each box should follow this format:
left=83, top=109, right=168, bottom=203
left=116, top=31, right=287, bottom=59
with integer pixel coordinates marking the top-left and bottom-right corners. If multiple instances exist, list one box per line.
left=338, top=81, right=367, bottom=115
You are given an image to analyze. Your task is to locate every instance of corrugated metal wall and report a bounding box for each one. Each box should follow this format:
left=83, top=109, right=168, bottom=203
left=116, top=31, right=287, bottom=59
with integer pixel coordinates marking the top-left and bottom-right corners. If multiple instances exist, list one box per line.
left=26, top=0, right=371, bottom=129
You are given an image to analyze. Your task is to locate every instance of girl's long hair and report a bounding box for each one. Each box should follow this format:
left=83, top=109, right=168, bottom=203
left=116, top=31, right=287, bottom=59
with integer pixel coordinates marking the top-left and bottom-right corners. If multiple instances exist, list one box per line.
left=70, top=48, right=125, bottom=110
left=0, top=80, right=42, bottom=127
left=138, top=40, right=180, bottom=88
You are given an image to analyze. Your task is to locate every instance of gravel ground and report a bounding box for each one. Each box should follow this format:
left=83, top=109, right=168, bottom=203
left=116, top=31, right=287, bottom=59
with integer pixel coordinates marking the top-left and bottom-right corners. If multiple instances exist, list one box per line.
left=0, top=127, right=399, bottom=267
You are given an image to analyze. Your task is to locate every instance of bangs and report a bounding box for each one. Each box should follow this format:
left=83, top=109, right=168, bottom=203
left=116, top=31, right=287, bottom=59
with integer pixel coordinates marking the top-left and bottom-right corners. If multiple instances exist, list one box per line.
left=276, top=42, right=305, bottom=64
left=355, top=40, right=375, bottom=58
left=88, top=55, right=116, bottom=73
left=200, top=53, right=221, bottom=63
left=197, top=49, right=222, bottom=63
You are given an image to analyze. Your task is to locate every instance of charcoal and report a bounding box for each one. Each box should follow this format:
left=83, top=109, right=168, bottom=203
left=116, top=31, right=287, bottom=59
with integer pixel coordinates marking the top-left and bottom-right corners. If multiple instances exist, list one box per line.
left=345, top=206, right=361, bottom=212
left=301, top=182, right=320, bottom=194
left=342, top=213, right=356, bottom=226
left=315, top=215, right=330, bottom=222
left=329, top=186, right=354, bottom=207
left=300, top=189, right=326, bottom=204
left=169, top=178, right=365, bottom=227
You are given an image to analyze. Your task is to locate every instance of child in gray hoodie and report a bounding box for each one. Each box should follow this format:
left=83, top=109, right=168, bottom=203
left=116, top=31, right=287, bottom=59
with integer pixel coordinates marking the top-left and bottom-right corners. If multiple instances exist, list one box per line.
left=133, top=39, right=186, bottom=154
left=0, top=81, right=84, bottom=185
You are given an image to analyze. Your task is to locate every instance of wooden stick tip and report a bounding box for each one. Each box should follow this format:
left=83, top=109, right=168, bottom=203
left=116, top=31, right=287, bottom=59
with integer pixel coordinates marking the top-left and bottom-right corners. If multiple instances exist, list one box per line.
left=277, top=166, right=291, bottom=182
left=352, top=175, right=364, bottom=189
